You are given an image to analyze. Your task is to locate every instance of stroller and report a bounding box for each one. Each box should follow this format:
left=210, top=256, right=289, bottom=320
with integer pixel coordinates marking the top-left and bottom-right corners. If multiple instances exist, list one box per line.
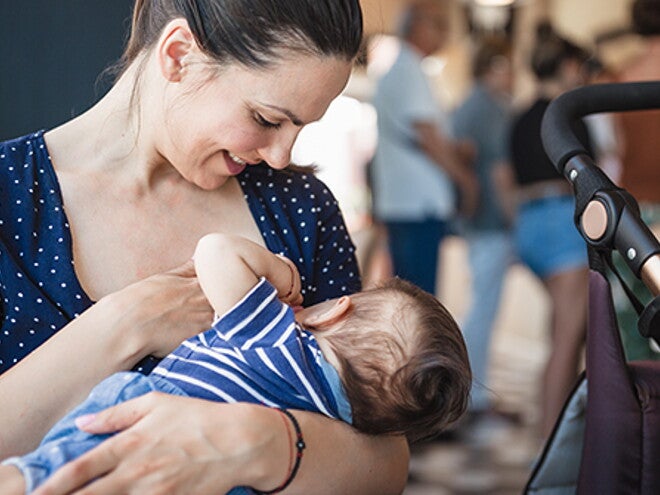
left=524, top=81, right=660, bottom=494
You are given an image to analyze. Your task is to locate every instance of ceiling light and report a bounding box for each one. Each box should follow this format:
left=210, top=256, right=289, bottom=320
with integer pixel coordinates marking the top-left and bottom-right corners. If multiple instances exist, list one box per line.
left=474, top=0, right=516, bottom=7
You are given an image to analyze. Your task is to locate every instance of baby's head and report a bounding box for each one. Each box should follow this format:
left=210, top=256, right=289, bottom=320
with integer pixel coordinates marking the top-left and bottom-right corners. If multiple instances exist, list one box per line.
left=298, top=278, right=471, bottom=443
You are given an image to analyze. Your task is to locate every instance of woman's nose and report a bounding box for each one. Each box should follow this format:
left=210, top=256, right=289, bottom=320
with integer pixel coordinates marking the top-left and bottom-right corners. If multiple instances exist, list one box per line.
left=258, top=130, right=299, bottom=170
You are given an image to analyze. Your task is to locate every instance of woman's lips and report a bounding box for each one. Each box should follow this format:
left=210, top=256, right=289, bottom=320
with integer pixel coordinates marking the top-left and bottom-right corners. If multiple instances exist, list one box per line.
left=224, top=151, right=247, bottom=175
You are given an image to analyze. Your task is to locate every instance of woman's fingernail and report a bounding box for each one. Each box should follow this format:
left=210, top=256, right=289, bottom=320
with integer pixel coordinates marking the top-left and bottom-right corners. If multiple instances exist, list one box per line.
left=75, top=414, right=96, bottom=429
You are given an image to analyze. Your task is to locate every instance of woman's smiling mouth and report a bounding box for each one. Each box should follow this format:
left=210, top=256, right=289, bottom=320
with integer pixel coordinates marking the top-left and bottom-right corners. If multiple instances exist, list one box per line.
left=225, top=151, right=248, bottom=174
left=228, top=151, right=247, bottom=165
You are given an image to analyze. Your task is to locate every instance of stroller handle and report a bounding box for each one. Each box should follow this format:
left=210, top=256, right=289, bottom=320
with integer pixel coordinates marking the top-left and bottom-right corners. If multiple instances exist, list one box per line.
left=541, top=81, right=660, bottom=339
left=542, top=81, right=660, bottom=174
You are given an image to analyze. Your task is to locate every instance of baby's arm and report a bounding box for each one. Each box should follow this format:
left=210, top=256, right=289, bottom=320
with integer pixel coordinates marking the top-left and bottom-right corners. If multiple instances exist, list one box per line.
left=193, top=233, right=302, bottom=317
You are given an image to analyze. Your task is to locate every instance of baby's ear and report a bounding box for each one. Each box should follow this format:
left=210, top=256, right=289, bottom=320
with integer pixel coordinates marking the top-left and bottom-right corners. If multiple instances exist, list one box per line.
left=301, top=296, right=352, bottom=329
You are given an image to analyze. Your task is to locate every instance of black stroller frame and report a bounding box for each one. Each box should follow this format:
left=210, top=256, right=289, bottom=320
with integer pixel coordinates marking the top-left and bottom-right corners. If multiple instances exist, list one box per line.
left=524, top=81, right=660, bottom=494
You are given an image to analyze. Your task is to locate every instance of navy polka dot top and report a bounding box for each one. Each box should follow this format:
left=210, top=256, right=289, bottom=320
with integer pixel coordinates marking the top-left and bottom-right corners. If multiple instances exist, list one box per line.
left=0, top=131, right=361, bottom=375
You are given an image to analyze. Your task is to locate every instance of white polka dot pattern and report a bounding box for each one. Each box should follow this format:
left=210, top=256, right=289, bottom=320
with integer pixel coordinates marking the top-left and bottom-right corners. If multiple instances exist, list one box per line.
left=0, top=131, right=92, bottom=372
left=0, top=133, right=361, bottom=375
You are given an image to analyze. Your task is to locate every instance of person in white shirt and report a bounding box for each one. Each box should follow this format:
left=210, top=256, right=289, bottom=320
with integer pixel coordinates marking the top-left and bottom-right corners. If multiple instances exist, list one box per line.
left=371, top=0, right=477, bottom=295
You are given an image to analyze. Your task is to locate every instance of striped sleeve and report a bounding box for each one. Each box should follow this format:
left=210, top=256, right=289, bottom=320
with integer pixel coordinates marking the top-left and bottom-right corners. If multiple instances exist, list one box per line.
left=210, top=278, right=298, bottom=350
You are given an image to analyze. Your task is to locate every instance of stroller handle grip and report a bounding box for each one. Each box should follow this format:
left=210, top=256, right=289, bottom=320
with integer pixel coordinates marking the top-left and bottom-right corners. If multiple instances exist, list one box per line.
left=541, top=81, right=660, bottom=339
left=541, top=81, right=660, bottom=174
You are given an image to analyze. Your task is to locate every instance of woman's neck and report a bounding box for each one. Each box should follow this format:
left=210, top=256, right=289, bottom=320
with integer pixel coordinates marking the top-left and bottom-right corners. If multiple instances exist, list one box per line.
left=44, top=56, right=177, bottom=190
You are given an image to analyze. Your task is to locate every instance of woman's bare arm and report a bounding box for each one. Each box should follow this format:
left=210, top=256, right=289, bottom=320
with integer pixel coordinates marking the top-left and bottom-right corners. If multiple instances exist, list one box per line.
left=284, top=411, right=409, bottom=495
left=0, top=261, right=213, bottom=457
left=33, top=399, right=409, bottom=495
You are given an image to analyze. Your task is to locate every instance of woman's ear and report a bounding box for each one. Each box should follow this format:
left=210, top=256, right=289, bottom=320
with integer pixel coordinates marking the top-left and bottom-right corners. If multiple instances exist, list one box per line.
left=157, top=18, right=198, bottom=82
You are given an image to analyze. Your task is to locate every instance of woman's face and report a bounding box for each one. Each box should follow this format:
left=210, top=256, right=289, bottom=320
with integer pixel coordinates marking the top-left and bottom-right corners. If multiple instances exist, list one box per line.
left=160, top=53, right=352, bottom=189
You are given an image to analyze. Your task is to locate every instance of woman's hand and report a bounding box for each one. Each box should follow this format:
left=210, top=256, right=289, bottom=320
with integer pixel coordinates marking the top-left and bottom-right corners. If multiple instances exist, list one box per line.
left=33, top=396, right=289, bottom=495
left=32, top=394, right=409, bottom=495
left=0, top=261, right=215, bottom=457
left=106, top=259, right=215, bottom=359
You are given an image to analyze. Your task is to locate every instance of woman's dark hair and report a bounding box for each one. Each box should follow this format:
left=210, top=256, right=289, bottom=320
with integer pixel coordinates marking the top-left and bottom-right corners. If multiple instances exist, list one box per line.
left=117, top=0, right=363, bottom=75
left=632, top=0, right=660, bottom=36
left=531, top=21, right=588, bottom=80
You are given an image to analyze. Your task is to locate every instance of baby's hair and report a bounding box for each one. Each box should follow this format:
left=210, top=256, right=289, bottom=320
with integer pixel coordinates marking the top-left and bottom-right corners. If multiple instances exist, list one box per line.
left=325, top=278, right=471, bottom=444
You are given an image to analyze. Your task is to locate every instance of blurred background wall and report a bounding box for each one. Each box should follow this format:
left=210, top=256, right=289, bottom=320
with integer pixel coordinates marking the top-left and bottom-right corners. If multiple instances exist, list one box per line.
left=0, top=1, right=642, bottom=141
left=358, top=0, right=639, bottom=106
left=0, top=1, right=134, bottom=140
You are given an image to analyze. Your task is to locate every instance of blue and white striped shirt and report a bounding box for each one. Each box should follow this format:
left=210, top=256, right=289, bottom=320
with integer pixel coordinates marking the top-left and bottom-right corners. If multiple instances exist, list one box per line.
left=151, top=278, right=352, bottom=423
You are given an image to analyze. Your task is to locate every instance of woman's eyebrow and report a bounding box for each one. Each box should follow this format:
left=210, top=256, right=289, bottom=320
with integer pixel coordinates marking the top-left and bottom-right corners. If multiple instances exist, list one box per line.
left=259, top=103, right=304, bottom=126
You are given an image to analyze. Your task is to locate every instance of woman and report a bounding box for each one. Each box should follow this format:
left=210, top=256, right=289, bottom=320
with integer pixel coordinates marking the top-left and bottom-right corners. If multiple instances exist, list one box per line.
left=0, top=1, right=408, bottom=493
left=509, top=22, right=591, bottom=438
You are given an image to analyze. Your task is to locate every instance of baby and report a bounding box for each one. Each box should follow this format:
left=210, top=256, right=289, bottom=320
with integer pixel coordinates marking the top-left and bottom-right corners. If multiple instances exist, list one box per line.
left=0, top=233, right=471, bottom=494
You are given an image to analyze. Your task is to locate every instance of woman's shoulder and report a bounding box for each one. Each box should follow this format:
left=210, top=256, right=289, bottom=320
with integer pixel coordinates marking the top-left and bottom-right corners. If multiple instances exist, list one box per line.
left=239, top=163, right=338, bottom=207
left=0, top=130, right=57, bottom=197
left=1, top=130, right=45, bottom=159
left=0, top=130, right=56, bottom=195
left=240, top=162, right=323, bottom=185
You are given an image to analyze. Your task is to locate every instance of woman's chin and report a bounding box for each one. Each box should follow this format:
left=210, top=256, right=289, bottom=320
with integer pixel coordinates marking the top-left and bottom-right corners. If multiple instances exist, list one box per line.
left=195, top=175, right=231, bottom=191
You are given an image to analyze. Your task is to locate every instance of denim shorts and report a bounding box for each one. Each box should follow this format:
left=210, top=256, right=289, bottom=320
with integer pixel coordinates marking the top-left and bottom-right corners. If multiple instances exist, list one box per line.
left=514, top=196, right=587, bottom=279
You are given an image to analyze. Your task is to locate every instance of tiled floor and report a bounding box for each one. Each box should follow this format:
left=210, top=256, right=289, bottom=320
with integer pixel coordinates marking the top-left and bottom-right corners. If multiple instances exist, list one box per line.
left=404, top=409, right=542, bottom=494
left=403, top=237, right=551, bottom=494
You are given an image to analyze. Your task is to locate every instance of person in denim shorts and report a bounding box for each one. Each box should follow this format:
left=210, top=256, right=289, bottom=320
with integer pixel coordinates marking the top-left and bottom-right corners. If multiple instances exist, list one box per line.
left=510, top=21, right=591, bottom=438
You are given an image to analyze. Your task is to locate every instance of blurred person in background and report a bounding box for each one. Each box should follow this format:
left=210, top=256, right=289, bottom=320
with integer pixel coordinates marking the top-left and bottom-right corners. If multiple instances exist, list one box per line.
left=370, top=0, right=478, bottom=296
left=618, top=0, right=660, bottom=211
left=583, top=57, right=624, bottom=184
left=613, top=0, right=660, bottom=361
left=451, top=36, right=516, bottom=424
left=509, top=22, right=592, bottom=438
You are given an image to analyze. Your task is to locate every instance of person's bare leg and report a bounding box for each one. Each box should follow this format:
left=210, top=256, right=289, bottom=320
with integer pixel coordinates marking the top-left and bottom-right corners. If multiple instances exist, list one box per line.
left=540, top=267, right=588, bottom=438
left=0, top=464, right=26, bottom=495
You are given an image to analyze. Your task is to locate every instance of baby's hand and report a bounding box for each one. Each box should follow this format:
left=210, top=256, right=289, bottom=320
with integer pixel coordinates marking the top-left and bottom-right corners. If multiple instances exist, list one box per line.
left=276, top=254, right=303, bottom=307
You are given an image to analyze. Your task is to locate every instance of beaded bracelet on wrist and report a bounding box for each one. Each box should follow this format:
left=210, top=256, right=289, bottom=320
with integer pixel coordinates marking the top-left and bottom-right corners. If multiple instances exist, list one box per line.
left=254, top=408, right=306, bottom=495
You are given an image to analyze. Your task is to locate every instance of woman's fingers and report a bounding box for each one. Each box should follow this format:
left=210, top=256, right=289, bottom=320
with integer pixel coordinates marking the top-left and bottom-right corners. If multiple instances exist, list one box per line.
left=34, top=429, right=163, bottom=495
left=166, top=258, right=197, bottom=277
left=32, top=444, right=118, bottom=495
left=35, top=396, right=263, bottom=495
left=33, top=396, right=158, bottom=494
left=112, top=264, right=214, bottom=358
left=75, top=394, right=153, bottom=435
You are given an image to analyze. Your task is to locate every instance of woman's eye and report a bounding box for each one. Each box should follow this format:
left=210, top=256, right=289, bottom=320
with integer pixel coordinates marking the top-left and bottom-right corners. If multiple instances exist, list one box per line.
left=255, top=113, right=281, bottom=129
